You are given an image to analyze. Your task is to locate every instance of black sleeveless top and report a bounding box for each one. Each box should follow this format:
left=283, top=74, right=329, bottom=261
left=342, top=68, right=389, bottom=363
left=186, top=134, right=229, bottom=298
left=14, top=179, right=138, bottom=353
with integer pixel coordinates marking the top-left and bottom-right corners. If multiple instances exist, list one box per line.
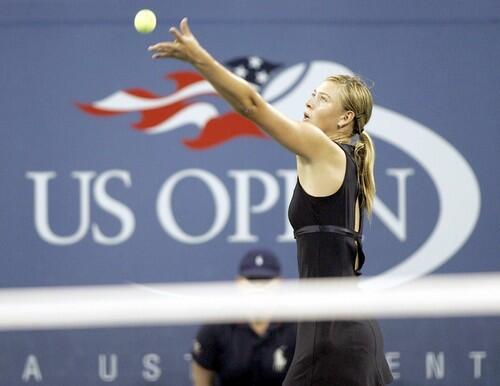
left=283, top=142, right=394, bottom=386
left=288, top=142, right=365, bottom=278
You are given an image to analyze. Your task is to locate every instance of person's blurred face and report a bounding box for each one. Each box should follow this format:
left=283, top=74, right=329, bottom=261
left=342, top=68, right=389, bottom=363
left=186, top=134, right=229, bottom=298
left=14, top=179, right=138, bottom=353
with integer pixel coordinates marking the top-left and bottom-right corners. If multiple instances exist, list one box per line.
left=236, top=276, right=280, bottom=292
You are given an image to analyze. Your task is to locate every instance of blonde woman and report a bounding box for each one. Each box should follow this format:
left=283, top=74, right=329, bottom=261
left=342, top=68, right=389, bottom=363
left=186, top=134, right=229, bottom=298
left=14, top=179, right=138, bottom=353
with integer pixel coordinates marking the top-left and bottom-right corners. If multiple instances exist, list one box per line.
left=149, top=18, right=393, bottom=386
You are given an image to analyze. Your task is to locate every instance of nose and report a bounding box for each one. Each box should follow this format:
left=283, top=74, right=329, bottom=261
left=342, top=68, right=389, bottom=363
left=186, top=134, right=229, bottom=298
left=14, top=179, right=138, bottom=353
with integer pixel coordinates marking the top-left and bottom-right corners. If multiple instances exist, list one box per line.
left=306, top=96, right=314, bottom=110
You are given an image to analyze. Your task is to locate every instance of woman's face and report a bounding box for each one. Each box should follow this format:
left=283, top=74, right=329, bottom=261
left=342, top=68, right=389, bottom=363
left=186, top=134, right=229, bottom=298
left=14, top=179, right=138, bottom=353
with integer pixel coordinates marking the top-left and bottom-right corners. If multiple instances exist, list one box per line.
left=303, top=81, right=346, bottom=133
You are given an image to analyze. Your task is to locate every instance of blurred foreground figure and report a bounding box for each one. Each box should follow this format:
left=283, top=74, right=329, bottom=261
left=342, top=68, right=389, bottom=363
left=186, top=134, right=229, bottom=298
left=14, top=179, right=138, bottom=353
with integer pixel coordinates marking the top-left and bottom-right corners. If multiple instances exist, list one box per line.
left=190, top=250, right=296, bottom=386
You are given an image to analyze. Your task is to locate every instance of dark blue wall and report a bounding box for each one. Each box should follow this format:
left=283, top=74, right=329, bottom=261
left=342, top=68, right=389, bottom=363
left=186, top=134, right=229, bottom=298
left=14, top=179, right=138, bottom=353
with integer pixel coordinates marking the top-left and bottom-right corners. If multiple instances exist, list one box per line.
left=1, top=1, right=499, bottom=385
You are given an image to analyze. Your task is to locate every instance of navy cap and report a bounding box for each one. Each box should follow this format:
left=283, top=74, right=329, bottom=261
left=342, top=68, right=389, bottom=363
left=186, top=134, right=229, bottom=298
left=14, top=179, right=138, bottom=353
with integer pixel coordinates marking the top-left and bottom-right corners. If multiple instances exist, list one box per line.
left=238, top=249, right=281, bottom=279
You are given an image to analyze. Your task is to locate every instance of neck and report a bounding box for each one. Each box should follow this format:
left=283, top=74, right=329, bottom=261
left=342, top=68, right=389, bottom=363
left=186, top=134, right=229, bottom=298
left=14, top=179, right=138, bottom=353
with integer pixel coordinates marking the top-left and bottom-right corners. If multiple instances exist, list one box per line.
left=250, top=320, right=270, bottom=336
left=330, top=133, right=351, bottom=144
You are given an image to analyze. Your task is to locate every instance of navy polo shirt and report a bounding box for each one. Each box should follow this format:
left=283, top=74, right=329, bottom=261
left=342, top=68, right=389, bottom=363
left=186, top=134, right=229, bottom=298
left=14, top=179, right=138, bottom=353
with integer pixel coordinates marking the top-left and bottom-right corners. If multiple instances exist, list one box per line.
left=192, top=323, right=296, bottom=386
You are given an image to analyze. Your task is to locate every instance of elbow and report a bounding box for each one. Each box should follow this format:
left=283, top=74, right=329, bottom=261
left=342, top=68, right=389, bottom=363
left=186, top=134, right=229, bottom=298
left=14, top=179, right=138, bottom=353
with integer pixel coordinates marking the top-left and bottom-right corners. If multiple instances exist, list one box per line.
left=239, top=103, right=257, bottom=118
left=237, top=91, right=264, bottom=119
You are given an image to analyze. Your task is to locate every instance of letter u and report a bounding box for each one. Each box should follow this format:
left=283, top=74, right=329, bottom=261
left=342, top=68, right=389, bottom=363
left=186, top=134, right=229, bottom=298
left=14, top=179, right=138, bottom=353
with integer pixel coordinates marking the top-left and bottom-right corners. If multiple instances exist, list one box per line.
left=26, top=171, right=95, bottom=245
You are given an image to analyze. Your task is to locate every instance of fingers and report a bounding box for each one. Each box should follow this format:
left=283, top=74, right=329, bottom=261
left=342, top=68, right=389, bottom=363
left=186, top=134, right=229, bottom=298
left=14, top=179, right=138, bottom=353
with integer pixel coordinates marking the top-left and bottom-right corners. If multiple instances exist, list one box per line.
left=148, top=42, right=175, bottom=59
left=180, top=17, right=192, bottom=36
left=147, top=18, right=192, bottom=60
left=150, top=48, right=176, bottom=59
left=152, top=52, right=170, bottom=59
left=169, top=26, right=183, bottom=42
left=148, top=42, right=173, bottom=51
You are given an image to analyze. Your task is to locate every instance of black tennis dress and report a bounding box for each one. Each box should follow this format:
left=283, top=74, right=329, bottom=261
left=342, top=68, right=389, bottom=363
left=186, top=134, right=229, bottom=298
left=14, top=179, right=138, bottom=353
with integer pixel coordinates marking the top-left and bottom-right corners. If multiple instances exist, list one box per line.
left=282, top=143, right=393, bottom=386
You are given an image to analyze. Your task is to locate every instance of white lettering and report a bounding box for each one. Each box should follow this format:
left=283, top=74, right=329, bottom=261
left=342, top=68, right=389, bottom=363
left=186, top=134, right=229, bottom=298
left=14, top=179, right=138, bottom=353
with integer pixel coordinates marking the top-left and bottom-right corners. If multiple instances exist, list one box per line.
left=373, top=168, right=414, bottom=241
left=91, top=170, right=135, bottom=245
left=26, top=167, right=420, bottom=246
left=98, top=354, right=118, bottom=382
left=26, top=171, right=95, bottom=245
left=156, top=169, right=230, bottom=244
left=228, top=170, right=279, bottom=242
left=468, top=351, right=486, bottom=379
left=22, top=355, right=42, bottom=382
left=142, top=353, right=162, bottom=382
left=385, top=352, right=400, bottom=380
left=425, top=351, right=445, bottom=379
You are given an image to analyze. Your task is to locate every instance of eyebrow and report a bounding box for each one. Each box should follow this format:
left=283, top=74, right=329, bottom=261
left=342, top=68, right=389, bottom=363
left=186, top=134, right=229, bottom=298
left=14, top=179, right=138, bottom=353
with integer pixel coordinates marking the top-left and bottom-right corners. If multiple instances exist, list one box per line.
left=317, top=91, right=331, bottom=100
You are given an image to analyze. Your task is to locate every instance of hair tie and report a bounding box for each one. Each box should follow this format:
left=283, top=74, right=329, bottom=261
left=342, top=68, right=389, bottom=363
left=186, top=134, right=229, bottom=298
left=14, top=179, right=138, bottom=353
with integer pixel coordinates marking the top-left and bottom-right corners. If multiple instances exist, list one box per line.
left=355, top=115, right=365, bottom=136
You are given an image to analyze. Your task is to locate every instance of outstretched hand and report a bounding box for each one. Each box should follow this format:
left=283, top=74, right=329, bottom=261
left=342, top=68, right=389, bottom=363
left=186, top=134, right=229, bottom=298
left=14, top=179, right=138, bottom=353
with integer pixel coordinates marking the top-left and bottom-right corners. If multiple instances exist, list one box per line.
left=148, top=17, right=203, bottom=64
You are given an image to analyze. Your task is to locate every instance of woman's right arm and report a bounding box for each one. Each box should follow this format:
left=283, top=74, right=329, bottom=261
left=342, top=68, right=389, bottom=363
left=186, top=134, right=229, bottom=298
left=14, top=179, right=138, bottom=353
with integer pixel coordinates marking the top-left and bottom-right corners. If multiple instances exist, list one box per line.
left=191, top=361, right=216, bottom=386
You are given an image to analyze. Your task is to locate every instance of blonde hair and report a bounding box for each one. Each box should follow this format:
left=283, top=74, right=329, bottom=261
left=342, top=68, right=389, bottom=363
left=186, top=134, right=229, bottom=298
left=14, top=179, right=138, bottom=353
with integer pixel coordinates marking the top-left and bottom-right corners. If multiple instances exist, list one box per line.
left=326, top=75, right=376, bottom=214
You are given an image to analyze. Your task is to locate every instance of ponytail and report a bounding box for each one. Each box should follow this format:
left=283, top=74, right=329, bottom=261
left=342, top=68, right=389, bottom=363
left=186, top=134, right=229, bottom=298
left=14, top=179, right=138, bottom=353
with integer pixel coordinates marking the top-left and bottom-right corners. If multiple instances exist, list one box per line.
left=354, top=131, right=376, bottom=215
left=326, top=74, right=375, bottom=214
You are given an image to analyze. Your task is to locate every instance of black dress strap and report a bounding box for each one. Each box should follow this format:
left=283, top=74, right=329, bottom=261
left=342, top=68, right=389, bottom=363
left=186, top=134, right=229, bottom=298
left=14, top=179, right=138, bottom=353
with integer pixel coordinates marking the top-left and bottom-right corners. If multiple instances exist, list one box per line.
left=293, top=225, right=365, bottom=276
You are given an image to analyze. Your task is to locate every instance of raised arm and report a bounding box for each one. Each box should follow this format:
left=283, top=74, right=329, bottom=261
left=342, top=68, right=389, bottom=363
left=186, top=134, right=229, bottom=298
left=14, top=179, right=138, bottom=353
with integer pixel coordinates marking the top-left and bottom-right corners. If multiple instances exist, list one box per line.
left=148, top=18, right=334, bottom=160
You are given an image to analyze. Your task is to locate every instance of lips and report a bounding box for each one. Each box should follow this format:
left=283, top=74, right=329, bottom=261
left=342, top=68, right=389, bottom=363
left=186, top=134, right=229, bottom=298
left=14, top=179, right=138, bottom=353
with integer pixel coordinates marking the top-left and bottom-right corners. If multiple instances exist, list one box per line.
left=303, top=112, right=311, bottom=120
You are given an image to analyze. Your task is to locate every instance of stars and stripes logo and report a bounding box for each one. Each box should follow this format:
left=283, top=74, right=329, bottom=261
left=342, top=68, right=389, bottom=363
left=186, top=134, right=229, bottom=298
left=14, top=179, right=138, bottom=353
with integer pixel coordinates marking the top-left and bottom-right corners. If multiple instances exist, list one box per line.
left=77, top=56, right=281, bottom=150
left=225, top=56, right=280, bottom=88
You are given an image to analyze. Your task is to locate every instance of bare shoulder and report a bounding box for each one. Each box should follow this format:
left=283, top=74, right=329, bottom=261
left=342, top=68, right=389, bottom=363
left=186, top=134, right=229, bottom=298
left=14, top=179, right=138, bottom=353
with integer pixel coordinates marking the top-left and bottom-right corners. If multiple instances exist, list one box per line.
left=294, top=121, right=347, bottom=163
left=251, top=101, right=343, bottom=160
left=297, top=139, right=347, bottom=197
left=296, top=123, right=346, bottom=165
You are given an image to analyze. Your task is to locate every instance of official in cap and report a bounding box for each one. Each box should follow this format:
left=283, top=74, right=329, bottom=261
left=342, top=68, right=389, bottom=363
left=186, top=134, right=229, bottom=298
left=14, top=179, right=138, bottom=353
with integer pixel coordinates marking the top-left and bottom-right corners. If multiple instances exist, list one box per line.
left=190, top=249, right=296, bottom=386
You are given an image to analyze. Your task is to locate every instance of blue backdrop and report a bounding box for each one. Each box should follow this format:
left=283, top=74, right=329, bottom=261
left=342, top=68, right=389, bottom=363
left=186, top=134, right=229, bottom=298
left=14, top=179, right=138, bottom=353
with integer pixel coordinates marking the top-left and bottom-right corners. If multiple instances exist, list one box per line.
left=1, top=0, right=499, bottom=385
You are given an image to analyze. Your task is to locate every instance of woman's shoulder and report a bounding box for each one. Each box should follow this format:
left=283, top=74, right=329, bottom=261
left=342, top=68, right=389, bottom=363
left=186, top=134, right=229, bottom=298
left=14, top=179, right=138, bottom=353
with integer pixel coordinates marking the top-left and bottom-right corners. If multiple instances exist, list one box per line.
left=332, top=141, right=356, bottom=162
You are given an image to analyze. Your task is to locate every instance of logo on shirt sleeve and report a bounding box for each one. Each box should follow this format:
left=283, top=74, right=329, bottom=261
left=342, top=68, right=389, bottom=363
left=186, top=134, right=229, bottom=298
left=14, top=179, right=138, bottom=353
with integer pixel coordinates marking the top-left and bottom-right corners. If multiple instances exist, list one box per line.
left=272, top=345, right=288, bottom=372
left=192, top=340, right=202, bottom=356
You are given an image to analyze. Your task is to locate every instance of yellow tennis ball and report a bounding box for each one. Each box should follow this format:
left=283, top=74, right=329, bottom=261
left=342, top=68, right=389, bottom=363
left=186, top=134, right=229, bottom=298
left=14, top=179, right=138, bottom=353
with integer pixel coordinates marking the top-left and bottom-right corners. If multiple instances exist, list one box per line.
left=134, top=9, right=156, bottom=34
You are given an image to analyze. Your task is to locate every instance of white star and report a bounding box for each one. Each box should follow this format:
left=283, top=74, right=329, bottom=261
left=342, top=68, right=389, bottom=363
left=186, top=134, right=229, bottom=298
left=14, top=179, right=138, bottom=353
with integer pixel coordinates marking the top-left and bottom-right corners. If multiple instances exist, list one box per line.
left=234, top=65, right=248, bottom=78
left=255, top=70, right=269, bottom=84
left=255, top=255, right=264, bottom=266
left=248, top=56, right=263, bottom=69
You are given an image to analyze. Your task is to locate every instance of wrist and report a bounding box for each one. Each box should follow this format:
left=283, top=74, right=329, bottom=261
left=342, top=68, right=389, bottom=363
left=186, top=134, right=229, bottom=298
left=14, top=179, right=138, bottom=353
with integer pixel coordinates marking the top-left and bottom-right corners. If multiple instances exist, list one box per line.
left=191, top=47, right=214, bottom=71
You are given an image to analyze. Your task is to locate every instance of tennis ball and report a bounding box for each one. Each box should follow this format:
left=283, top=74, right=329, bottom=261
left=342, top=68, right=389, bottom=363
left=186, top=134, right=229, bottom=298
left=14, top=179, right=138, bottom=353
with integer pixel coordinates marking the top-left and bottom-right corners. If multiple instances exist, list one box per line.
left=134, top=9, right=156, bottom=34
